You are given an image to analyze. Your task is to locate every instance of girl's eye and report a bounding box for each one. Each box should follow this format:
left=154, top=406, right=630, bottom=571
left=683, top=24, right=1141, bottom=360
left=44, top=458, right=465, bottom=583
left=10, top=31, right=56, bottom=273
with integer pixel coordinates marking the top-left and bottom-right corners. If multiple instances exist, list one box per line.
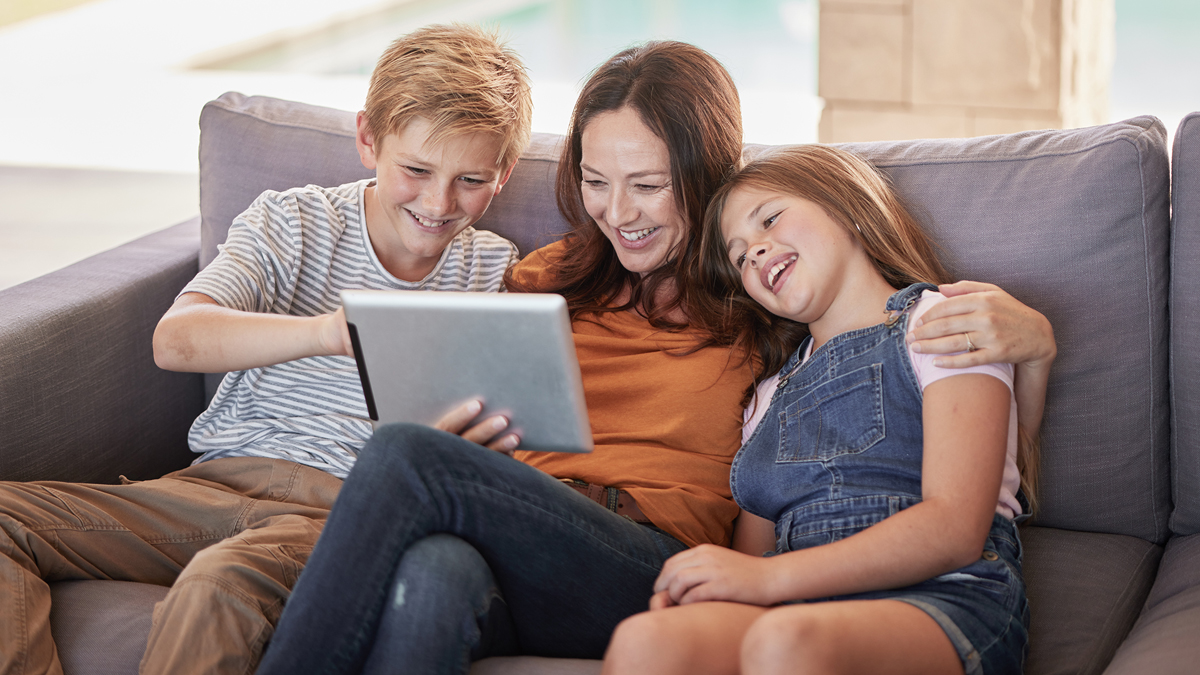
left=764, top=213, right=779, bottom=228
left=735, top=253, right=746, bottom=269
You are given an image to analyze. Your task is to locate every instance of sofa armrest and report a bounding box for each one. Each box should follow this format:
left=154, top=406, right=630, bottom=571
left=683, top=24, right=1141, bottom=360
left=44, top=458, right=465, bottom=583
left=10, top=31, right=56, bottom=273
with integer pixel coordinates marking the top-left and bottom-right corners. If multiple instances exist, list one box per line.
left=0, top=218, right=206, bottom=483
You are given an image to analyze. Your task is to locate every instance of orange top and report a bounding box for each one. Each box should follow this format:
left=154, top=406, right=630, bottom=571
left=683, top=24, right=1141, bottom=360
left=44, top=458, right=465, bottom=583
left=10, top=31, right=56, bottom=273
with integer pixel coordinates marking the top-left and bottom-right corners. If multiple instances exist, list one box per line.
left=510, top=242, right=753, bottom=547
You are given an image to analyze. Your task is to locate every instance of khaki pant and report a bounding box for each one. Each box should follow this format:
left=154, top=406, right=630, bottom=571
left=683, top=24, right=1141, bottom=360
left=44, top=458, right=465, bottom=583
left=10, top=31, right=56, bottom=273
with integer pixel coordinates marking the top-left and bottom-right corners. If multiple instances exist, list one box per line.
left=0, top=457, right=342, bottom=675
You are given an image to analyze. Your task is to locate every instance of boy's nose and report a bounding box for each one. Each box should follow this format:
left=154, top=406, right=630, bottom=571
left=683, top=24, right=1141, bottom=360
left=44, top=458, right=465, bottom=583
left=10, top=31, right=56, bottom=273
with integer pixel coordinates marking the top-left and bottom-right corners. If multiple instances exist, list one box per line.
left=423, top=183, right=454, bottom=216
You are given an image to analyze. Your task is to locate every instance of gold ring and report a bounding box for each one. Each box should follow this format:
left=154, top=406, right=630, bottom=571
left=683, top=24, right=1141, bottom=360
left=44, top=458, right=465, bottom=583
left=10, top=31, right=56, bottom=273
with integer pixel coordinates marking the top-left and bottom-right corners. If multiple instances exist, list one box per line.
left=964, top=333, right=977, bottom=352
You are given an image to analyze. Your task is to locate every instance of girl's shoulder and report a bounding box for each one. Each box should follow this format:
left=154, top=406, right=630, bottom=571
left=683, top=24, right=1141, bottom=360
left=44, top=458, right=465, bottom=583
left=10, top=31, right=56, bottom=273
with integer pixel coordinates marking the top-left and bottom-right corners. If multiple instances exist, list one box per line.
left=907, top=290, right=1014, bottom=392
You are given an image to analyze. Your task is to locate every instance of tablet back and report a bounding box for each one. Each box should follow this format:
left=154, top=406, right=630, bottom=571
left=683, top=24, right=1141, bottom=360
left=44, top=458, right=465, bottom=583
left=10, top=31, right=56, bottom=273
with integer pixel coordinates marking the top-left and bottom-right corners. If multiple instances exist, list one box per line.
left=341, top=290, right=593, bottom=453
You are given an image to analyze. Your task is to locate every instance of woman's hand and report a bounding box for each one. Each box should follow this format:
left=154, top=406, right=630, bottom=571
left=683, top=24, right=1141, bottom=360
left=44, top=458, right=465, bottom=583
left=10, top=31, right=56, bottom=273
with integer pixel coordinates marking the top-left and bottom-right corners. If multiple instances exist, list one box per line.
left=652, top=544, right=777, bottom=608
left=433, top=399, right=521, bottom=456
left=907, top=280, right=1056, bottom=371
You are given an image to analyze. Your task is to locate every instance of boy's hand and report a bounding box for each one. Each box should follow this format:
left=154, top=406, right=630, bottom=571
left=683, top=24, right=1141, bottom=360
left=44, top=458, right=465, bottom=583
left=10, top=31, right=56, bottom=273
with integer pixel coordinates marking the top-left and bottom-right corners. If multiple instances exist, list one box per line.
left=434, top=399, right=521, bottom=456
left=319, top=308, right=355, bottom=358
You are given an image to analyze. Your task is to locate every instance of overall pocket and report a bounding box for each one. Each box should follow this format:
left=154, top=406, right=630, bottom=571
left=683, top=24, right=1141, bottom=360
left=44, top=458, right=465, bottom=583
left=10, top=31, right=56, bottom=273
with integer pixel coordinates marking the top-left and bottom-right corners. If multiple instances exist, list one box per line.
left=777, top=363, right=885, bottom=463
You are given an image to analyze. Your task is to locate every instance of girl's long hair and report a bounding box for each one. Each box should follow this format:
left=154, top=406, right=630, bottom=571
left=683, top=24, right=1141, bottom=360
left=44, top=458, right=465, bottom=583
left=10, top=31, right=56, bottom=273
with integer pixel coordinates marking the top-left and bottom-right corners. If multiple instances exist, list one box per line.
left=700, top=144, right=1040, bottom=513
left=506, top=40, right=745, bottom=351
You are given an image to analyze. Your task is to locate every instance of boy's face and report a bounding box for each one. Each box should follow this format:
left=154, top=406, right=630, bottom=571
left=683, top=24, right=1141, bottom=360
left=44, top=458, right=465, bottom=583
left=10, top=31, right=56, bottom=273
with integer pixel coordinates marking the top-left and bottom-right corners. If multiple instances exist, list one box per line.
left=356, top=113, right=514, bottom=281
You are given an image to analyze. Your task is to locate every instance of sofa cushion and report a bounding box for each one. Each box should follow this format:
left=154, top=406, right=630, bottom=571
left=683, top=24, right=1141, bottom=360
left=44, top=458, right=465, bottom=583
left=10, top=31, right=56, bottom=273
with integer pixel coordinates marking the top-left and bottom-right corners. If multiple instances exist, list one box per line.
left=1019, top=526, right=1162, bottom=675
left=1101, top=533, right=1200, bottom=674
left=49, top=580, right=169, bottom=675
left=820, top=118, right=1172, bottom=542
left=198, top=92, right=569, bottom=269
left=1169, top=112, right=1200, bottom=536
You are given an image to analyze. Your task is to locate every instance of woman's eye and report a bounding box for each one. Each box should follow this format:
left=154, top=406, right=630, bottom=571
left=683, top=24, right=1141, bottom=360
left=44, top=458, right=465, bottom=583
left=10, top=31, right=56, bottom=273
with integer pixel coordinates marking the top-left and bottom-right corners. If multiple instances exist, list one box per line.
left=583, top=179, right=605, bottom=188
left=635, top=183, right=662, bottom=192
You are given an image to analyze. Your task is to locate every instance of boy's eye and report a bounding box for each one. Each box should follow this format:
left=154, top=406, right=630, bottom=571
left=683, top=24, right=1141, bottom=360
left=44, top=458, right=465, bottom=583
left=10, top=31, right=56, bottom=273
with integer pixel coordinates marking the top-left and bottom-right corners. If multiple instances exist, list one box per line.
left=460, top=177, right=486, bottom=186
left=406, top=166, right=429, bottom=175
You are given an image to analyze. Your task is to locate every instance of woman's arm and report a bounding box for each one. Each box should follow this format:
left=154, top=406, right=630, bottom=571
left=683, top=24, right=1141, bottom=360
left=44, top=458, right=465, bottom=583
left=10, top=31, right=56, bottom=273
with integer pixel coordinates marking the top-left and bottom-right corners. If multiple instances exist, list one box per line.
left=153, top=292, right=352, bottom=372
left=908, top=280, right=1056, bottom=433
left=654, top=374, right=1010, bottom=607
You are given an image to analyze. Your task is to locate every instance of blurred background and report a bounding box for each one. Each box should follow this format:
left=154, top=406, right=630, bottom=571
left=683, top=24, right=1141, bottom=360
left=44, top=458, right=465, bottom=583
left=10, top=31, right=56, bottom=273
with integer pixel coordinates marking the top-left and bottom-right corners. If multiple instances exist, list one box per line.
left=0, top=0, right=1196, bottom=289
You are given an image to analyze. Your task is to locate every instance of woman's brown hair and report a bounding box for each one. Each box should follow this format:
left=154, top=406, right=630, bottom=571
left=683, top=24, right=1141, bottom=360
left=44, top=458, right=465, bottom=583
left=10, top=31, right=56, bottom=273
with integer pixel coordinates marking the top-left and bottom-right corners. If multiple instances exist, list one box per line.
left=507, top=40, right=744, bottom=341
left=701, top=144, right=1039, bottom=511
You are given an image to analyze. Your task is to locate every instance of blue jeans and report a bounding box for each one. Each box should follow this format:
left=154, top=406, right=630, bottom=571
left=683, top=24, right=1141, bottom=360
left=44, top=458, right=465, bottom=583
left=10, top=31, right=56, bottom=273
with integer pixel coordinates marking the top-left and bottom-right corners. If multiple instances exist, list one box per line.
left=257, top=423, right=689, bottom=675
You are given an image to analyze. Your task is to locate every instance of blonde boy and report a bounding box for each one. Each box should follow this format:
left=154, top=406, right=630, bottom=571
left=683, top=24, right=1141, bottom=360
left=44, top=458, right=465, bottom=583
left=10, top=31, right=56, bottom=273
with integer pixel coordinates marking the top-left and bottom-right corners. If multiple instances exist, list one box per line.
left=0, top=24, right=531, bottom=675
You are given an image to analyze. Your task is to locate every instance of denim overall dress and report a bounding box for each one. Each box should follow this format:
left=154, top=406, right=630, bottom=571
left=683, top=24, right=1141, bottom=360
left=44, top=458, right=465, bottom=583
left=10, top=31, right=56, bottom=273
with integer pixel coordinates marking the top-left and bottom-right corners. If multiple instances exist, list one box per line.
left=731, top=283, right=1029, bottom=675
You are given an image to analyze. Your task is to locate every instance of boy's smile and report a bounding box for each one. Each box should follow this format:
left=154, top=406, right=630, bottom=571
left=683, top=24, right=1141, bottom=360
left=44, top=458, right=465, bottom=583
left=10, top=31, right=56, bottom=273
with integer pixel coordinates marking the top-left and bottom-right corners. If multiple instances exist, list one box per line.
left=356, top=114, right=515, bottom=282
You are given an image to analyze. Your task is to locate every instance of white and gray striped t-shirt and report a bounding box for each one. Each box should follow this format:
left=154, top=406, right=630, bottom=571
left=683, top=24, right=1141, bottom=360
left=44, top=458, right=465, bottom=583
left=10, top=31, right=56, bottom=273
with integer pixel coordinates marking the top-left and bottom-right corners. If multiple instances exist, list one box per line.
left=182, top=179, right=520, bottom=478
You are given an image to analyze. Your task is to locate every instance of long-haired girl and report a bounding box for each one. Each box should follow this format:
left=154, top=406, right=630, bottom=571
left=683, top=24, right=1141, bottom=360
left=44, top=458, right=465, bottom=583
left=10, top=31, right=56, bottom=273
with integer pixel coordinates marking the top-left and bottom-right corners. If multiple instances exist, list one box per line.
left=602, top=144, right=1040, bottom=675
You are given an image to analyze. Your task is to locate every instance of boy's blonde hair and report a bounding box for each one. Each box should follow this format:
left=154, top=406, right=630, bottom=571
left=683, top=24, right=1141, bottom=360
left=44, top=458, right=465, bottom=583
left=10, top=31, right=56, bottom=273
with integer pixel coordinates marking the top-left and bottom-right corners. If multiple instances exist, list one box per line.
left=364, top=24, right=532, bottom=168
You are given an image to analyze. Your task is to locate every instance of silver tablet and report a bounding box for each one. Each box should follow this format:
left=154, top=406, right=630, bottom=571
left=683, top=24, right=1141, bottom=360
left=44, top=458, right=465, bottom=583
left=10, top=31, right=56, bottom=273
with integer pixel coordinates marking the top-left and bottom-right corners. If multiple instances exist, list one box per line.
left=341, top=290, right=593, bottom=453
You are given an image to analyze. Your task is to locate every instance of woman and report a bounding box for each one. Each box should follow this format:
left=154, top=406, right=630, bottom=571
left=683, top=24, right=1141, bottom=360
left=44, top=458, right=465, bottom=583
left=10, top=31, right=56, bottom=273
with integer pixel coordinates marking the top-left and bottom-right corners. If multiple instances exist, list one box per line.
left=257, top=41, right=1054, bottom=675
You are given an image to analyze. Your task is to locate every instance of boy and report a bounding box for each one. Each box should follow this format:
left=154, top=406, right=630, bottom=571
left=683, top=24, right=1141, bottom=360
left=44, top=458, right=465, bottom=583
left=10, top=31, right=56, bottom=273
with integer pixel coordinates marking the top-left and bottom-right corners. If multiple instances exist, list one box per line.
left=0, top=23, right=531, bottom=675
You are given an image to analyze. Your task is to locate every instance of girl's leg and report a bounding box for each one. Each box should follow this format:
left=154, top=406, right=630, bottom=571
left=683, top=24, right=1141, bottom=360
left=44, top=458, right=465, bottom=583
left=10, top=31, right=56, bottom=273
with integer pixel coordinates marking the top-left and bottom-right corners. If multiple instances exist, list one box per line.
left=602, top=602, right=770, bottom=675
left=740, top=600, right=962, bottom=675
left=257, top=423, right=688, bottom=675
left=361, top=534, right=518, bottom=675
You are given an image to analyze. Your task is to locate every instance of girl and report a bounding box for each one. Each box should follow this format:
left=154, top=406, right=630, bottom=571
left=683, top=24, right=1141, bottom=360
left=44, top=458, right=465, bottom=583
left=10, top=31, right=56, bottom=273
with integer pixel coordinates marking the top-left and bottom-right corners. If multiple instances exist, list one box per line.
left=602, top=144, right=1041, bottom=675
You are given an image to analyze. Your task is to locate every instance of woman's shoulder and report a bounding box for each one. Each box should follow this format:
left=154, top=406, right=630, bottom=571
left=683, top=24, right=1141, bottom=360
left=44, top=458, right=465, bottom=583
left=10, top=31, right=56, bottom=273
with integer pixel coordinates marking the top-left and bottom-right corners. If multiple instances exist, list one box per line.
left=508, top=240, right=569, bottom=290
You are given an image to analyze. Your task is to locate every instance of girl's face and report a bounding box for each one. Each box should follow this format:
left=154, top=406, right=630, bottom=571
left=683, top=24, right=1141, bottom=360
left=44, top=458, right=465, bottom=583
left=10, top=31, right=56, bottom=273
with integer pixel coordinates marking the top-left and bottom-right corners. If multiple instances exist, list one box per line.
left=720, top=185, right=866, bottom=326
left=579, top=106, right=689, bottom=276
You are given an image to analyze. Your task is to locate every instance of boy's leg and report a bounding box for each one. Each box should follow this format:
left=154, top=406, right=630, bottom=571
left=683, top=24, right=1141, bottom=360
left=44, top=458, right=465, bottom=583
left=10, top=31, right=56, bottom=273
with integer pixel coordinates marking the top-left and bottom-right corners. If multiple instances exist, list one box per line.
left=0, top=464, right=264, bottom=675
left=739, top=600, right=962, bottom=675
left=137, top=458, right=341, bottom=675
left=602, top=602, right=770, bottom=675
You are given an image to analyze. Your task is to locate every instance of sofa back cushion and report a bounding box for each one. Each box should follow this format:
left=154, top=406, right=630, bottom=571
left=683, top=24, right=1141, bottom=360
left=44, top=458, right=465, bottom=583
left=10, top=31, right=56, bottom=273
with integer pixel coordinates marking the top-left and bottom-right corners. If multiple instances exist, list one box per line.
left=198, top=92, right=569, bottom=269
left=1170, top=112, right=1200, bottom=537
left=198, top=93, right=1172, bottom=543
left=833, top=120, right=1172, bottom=542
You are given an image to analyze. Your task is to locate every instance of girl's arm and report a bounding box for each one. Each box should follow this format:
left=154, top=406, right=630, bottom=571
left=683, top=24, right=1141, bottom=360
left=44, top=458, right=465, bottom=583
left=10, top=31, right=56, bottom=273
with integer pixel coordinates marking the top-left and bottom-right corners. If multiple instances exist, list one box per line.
left=907, top=280, right=1055, bottom=433
left=731, top=511, right=776, bottom=556
left=153, top=292, right=352, bottom=373
left=655, top=373, right=1010, bottom=607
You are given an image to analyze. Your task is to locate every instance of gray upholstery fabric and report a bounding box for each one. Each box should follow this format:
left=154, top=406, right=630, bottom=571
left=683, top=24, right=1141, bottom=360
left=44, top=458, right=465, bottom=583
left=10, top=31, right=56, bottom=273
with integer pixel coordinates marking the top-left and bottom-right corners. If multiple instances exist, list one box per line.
left=0, top=219, right=204, bottom=483
left=1170, top=112, right=1200, bottom=536
left=198, top=92, right=570, bottom=268
left=50, top=581, right=168, bottom=675
left=836, top=120, right=1172, bottom=543
left=1020, top=526, right=1163, bottom=675
left=1103, top=533, right=1200, bottom=674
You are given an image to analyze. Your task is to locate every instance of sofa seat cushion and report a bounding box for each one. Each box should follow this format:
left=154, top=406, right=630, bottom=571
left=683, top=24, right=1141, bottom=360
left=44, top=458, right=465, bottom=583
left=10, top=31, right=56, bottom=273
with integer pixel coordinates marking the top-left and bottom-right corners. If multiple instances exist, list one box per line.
left=1101, top=533, right=1200, bottom=674
left=1021, top=526, right=1162, bottom=675
left=470, top=656, right=602, bottom=674
left=49, top=580, right=168, bottom=675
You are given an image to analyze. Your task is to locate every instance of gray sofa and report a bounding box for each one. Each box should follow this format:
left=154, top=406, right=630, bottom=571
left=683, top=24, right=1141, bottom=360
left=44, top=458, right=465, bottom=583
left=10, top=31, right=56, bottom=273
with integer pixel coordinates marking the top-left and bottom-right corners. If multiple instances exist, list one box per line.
left=1, top=91, right=1198, bottom=674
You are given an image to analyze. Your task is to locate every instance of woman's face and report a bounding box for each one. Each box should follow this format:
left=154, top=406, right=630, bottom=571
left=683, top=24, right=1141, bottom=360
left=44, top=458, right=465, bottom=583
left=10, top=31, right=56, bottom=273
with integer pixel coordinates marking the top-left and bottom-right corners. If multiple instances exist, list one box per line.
left=579, top=106, right=689, bottom=276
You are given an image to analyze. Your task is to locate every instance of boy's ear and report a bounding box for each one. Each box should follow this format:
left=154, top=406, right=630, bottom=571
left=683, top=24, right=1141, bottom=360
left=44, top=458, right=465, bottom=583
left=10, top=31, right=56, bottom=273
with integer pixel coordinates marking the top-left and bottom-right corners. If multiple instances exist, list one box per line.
left=493, top=160, right=518, bottom=196
left=355, top=112, right=379, bottom=171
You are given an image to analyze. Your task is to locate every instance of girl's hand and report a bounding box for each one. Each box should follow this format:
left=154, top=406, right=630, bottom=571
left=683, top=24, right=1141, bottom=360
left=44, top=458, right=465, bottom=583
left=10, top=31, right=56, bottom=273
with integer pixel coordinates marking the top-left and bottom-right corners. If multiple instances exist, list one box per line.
left=907, top=280, right=1056, bottom=370
left=653, top=544, right=777, bottom=607
left=434, top=399, right=521, bottom=456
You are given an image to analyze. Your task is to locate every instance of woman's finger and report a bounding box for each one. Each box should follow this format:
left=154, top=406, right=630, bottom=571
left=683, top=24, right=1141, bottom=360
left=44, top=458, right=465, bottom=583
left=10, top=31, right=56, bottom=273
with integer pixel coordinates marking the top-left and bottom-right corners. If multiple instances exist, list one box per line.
left=433, top=399, right=484, bottom=434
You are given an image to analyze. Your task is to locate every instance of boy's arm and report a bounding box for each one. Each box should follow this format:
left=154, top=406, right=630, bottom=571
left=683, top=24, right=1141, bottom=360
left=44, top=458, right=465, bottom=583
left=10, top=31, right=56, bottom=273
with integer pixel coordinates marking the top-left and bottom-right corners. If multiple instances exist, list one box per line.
left=153, top=292, right=352, bottom=373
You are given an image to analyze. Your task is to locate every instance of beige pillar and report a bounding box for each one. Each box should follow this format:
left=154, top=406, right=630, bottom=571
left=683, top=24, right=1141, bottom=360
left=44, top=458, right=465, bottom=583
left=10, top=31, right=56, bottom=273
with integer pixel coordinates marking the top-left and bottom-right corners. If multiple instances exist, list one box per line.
left=818, top=0, right=1114, bottom=143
